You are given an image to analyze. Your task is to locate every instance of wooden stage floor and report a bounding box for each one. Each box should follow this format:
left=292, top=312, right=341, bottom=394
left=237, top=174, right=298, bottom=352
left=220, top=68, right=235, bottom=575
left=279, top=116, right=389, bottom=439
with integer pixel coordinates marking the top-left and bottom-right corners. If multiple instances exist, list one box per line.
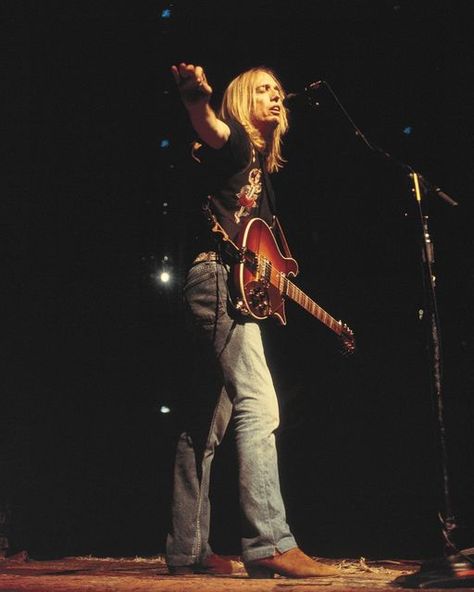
left=0, top=553, right=462, bottom=592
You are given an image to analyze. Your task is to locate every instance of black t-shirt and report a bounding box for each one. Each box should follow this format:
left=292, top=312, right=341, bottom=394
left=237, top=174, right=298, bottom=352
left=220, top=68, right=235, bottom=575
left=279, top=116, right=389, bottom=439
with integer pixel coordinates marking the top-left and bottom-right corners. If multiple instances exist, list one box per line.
left=188, top=119, right=276, bottom=260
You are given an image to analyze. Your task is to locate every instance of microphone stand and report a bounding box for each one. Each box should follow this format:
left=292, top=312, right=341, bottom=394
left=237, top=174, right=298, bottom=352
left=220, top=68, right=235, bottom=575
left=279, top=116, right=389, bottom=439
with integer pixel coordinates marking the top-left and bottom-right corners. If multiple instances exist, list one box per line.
left=296, top=80, right=474, bottom=586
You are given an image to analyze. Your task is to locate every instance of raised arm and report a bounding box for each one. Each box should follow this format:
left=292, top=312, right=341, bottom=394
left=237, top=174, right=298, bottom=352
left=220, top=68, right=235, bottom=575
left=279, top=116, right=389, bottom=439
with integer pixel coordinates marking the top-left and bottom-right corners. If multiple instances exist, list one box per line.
left=171, top=63, right=230, bottom=150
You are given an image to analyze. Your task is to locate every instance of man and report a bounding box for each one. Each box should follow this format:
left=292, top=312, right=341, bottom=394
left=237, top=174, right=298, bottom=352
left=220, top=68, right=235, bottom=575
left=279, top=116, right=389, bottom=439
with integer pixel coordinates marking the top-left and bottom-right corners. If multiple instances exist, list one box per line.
left=166, top=62, right=338, bottom=579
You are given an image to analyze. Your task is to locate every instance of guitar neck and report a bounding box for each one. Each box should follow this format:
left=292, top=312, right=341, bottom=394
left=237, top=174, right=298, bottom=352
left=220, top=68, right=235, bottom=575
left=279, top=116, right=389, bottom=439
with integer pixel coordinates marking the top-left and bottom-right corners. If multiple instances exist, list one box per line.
left=280, top=275, right=342, bottom=336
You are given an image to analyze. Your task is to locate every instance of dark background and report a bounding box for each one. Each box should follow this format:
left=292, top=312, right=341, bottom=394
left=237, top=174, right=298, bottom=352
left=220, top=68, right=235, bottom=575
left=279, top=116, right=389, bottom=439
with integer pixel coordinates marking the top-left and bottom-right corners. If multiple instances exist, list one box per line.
left=3, top=0, right=473, bottom=561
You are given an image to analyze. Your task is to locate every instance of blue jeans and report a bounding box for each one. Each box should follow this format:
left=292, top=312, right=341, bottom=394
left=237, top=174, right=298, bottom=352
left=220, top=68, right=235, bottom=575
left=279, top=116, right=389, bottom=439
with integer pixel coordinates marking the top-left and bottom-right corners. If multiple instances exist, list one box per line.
left=166, top=260, right=296, bottom=565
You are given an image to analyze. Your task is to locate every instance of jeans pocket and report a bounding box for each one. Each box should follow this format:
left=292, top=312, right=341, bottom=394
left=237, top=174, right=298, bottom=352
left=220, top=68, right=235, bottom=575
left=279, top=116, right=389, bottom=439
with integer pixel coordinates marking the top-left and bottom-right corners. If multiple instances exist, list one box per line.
left=184, top=262, right=227, bottom=325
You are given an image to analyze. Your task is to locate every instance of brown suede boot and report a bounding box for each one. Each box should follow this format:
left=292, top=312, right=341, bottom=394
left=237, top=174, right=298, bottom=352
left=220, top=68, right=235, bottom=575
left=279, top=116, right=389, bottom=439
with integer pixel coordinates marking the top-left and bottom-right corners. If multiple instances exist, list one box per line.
left=245, top=548, right=340, bottom=579
left=167, top=553, right=235, bottom=575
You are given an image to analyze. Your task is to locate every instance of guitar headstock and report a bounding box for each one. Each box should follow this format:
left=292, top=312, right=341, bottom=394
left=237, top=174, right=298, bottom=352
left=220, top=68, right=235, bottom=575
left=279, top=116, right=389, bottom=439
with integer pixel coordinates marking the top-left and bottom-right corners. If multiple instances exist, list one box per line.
left=339, top=322, right=356, bottom=356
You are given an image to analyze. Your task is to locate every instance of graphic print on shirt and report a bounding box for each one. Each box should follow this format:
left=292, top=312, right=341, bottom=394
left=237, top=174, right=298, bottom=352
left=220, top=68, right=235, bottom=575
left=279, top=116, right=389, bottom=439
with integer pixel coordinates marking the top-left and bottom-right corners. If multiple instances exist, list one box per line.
left=234, top=168, right=262, bottom=223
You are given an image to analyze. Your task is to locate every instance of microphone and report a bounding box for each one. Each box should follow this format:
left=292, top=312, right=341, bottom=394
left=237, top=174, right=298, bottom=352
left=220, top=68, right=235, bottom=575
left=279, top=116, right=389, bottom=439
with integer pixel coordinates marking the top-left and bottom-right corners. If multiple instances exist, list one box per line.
left=419, top=175, right=459, bottom=207
left=283, top=81, right=323, bottom=108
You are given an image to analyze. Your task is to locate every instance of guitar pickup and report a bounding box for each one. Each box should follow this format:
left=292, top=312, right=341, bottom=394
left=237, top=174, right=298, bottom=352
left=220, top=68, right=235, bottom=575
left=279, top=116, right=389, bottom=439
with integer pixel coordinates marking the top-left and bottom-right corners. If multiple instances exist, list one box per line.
left=242, top=249, right=258, bottom=269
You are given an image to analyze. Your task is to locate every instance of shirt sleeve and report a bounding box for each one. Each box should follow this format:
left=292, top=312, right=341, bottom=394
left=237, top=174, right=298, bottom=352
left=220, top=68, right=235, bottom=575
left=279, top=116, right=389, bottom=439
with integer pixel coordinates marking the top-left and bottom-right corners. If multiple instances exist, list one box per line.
left=195, top=119, right=251, bottom=175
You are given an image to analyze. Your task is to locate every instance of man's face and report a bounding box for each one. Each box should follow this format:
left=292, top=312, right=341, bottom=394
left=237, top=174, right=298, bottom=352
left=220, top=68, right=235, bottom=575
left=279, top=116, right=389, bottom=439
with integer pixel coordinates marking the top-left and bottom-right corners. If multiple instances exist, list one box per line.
left=251, top=72, right=283, bottom=135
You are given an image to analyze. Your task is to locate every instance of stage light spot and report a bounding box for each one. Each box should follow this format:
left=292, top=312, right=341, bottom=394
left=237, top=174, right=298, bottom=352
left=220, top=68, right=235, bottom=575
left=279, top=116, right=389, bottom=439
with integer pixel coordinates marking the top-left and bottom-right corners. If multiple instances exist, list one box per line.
left=403, top=126, right=413, bottom=135
left=160, top=139, right=170, bottom=148
left=160, top=405, right=171, bottom=414
left=161, top=8, right=172, bottom=18
left=160, top=271, right=170, bottom=283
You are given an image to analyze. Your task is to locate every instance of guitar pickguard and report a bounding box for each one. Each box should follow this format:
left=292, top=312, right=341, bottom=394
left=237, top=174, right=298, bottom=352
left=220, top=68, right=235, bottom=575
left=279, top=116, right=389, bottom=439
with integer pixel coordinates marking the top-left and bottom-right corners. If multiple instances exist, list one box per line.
left=243, top=280, right=272, bottom=317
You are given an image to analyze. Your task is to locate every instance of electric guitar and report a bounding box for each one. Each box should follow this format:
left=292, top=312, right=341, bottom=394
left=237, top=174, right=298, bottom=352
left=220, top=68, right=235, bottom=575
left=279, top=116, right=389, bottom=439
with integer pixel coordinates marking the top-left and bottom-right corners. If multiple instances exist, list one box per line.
left=212, top=215, right=356, bottom=355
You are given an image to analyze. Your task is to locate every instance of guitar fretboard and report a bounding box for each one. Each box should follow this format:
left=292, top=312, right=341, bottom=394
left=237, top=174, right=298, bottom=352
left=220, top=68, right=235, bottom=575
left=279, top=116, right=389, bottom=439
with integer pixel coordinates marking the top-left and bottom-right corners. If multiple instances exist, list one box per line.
left=258, top=255, right=343, bottom=336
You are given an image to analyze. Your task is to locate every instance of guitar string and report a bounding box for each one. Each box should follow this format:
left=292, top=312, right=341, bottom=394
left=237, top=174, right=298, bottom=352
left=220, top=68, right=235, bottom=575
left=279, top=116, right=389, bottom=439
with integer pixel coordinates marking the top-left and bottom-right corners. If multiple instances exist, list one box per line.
left=257, top=252, right=342, bottom=334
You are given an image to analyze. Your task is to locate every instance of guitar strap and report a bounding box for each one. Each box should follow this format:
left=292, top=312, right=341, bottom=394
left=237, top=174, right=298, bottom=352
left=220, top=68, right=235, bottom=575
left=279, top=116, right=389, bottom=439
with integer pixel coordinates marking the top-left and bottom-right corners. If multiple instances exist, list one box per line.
left=202, top=198, right=242, bottom=263
left=272, top=215, right=294, bottom=260
left=257, top=152, right=277, bottom=215
left=257, top=152, right=294, bottom=261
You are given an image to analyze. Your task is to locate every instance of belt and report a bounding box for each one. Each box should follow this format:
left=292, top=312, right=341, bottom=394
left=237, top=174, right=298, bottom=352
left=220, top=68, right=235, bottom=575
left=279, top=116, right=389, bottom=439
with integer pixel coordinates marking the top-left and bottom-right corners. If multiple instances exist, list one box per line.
left=192, top=251, right=219, bottom=265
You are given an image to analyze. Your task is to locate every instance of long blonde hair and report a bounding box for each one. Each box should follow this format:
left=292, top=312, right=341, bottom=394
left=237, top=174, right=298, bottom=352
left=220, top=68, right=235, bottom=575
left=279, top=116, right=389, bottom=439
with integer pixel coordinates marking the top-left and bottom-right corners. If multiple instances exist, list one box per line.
left=219, top=67, right=289, bottom=173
